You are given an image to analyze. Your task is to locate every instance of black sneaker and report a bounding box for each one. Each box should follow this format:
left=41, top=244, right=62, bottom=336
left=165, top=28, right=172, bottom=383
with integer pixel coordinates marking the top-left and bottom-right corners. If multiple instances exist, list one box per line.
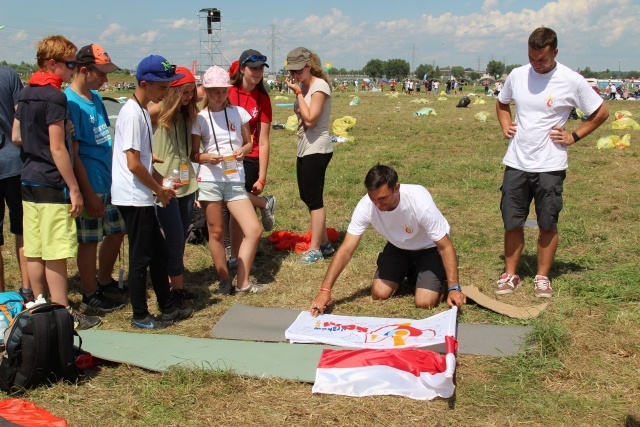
left=19, top=288, right=35, bottom=303
left=216, top=279, right=233, bottom=295
left=131, top=315, right=172, bottom=329
left=97, top=278, right=128, bottom=294
left=160, top=307, right=194, bottom=323
left=69, top=308, right=101, bottom=330
left=81, top=290, right=125, bottom=314
left=171, top=288, right=197, bottom=301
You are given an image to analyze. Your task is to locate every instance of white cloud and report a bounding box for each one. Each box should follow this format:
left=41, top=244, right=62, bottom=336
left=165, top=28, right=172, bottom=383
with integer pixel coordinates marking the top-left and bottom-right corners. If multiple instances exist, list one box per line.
left=95, top=14, right=103, bottom=21
left=99, top=23, right=159, bottom=46
left=482, top=0, right=499, bottom=13
left=10, top=29, right=28, bottom=42
left=165, top=18, right=198, bottom=30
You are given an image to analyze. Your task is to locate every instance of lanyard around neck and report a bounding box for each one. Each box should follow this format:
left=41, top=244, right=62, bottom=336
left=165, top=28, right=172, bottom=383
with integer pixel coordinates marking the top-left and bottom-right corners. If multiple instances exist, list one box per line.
left=173, top=115, right=190, bottom=160
left=207, top=107, right=234, bottom=155
left=132, top=94, right=153, bottom=153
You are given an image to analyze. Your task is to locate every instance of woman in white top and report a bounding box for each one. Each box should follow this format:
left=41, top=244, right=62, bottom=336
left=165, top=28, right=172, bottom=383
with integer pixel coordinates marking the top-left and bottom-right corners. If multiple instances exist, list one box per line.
left=285, top=47, right=334, bottom=265
left=191, top=66, right=268, bottom=295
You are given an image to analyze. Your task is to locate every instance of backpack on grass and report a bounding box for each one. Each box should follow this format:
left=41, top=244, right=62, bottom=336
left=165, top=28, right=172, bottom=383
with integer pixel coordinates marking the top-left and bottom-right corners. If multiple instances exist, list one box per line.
left=0, top=303, right=81, bottom=393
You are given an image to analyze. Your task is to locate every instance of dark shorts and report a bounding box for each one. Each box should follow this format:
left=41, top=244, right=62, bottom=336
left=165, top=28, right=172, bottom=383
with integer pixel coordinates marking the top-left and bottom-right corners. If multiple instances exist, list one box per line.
left=296, top=153, right=333, bottom=211
left=375, top=243, right=446, bottom=293
left=0, top=174, right=23, bottom=246
left=243, top=157, right=259, bottom=193
left=500, top=166, right=566, bottom=231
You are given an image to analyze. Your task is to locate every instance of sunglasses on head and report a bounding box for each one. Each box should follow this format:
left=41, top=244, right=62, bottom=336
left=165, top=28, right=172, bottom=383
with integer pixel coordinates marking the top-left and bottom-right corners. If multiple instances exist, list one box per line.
left=56, top=59, right=77, bottom=70
left=241, top=55, right=267, bottom=66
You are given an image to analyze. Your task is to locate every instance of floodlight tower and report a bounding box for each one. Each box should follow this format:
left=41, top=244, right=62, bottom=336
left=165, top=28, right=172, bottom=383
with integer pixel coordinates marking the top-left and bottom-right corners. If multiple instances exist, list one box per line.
left=198, top=8, right=228, bottom=74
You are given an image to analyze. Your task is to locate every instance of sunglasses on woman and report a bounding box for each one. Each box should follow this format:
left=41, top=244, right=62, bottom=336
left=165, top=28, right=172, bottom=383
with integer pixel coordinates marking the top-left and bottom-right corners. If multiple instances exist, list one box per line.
left=241, top=55, right=267, bottom=65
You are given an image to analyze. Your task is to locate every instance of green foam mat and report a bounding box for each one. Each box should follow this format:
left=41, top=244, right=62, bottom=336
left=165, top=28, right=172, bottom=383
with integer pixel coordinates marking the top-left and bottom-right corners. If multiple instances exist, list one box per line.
left=78, top=329, right=335, bottom=382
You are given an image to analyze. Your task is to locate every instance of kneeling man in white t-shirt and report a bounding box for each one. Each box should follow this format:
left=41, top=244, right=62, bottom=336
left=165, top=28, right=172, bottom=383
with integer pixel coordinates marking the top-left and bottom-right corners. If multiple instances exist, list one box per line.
left=309, top=164, right=466, bottom=317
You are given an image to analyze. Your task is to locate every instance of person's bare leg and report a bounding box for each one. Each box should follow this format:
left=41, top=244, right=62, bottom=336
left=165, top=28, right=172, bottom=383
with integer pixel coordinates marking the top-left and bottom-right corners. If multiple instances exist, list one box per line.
left=309, top=208, right=328, bottom=251
left=414, top=288, right=443, bottom=309
left=44, top=258, right=69, bottom=306
left=504, top=228, right=524, bottom=275
left=227, top=199, right=261, bottom=288
left=371, top=278, right=399, bottom=300
left=77, top=242, right=98, bottom=295
left=537, top=228, right=558, bottom=277
left=97, top=232, right=125, bottom=285
left=15, top=235, right=30, bottom=290
left=27, top=257, right=48, bottom=299
left=204, top=201, right=229, bottom=281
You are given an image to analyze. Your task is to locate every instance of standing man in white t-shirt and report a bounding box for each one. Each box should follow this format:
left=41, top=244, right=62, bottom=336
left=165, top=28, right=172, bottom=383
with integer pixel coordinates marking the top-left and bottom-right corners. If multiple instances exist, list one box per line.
left=308, top=165, right=466, bottom=317
left=495, top=27, right=609, bottom=298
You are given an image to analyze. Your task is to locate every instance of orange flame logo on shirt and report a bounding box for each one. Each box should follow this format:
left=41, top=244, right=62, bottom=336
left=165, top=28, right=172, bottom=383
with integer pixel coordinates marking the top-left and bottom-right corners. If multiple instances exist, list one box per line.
left=228, top=120, right=237, bottom=131
left=404, top=224, right=413, bottom=234
left=545, top=94, right=555, bottom=107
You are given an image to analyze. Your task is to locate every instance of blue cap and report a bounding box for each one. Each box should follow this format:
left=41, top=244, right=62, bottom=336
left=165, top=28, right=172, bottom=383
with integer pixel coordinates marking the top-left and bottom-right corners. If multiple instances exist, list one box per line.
left=135, top=55, right=185, bottom=82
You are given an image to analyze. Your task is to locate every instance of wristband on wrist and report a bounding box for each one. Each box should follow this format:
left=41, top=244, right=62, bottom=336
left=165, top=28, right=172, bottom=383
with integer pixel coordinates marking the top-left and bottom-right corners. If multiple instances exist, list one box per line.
left=295, top=89, right=302, bottom=95
left=320, top=287, right=331, bottom=293
left=257, top=179, right=266, bottom=186
left=447, top=284, right=462, bottom=293
left=571, top=131, right=581, bottom=143
left=194, top=153, right=201, bottom=163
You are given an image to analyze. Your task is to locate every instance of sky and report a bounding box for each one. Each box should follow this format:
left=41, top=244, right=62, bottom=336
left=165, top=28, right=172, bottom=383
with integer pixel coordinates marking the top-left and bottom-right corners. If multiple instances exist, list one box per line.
left=1, top=0, right=639, bottom=75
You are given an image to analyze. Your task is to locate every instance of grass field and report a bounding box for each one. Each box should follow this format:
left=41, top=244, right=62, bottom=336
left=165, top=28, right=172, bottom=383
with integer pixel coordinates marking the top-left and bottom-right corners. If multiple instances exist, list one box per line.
left=2, top=88, right=639, bottom=426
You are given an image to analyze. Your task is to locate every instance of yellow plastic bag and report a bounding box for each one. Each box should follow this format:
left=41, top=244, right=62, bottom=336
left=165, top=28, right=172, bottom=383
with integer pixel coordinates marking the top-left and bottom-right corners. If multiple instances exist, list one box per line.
left=474, top=111, right=490, bottom=123
left=614, top=110, right=633, bottom=120
left=285, top=114, right=298, bottom=132
left=597, top=135, right=619, bottom=149
left=437, top=96, right=448, bottom=101
left=611, top=117, right=640, bottom=130
left=617, top=133, right=631, bottom=149
left=332, top=116, right=357, bottom=142
left=274, top=95, right=290, bottom=101
left=473, top=97, right=486, bottom=105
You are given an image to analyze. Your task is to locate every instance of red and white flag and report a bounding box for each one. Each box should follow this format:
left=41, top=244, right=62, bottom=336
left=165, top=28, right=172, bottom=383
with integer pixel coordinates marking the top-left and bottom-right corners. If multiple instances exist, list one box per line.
left=313, top=336, right=458, bottom=400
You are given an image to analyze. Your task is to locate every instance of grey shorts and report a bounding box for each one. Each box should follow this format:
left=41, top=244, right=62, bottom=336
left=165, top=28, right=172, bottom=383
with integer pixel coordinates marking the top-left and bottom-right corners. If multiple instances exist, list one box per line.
left=375, top=243, right=446, bottom=293
left=500, top=166, right=566, bottom=231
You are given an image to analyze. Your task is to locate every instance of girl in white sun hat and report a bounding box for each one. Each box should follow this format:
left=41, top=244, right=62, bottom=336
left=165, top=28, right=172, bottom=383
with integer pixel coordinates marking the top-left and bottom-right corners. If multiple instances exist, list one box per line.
left=190, top=66, right=268, bottom=296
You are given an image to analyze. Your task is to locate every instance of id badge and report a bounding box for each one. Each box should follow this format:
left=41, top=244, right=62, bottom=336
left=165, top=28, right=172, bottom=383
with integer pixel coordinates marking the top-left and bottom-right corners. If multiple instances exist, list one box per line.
left=222, top=155, right=238, bottom=176
left=179, top=163, right=189, bottom=184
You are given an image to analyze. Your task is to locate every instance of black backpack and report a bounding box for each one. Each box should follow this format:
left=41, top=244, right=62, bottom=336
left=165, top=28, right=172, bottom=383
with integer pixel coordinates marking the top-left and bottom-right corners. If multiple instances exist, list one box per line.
left=456, top=96, right=471, bottom=108
left=186, top=205, right=208, bottom=245
left=0, top=303, right=81, bottom=393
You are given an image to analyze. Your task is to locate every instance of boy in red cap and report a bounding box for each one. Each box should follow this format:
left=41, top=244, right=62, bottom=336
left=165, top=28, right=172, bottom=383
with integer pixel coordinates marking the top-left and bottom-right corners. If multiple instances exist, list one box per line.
left=66, top=44, right=127, bottom=318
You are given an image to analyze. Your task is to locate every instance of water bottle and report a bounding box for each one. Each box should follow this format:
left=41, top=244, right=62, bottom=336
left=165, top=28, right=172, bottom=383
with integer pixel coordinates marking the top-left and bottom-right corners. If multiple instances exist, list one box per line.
left=0, top=315, right=9, bottom=344
left=162, top=169, right=180, bottom=189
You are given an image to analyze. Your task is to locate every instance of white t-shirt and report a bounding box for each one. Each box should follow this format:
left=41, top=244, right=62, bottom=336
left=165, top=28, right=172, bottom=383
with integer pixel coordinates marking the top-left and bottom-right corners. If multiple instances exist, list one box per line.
left=498, top=62, right=603, bottom=172
left=192, top=105, right=251, bottom=182
left=347, top=184, right=450, bottom=251
left=111, top=99, right=155, bottom=206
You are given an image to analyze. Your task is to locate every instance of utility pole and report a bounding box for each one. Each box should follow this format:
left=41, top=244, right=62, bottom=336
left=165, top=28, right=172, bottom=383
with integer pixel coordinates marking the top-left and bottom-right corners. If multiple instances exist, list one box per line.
left=266, top=24, right=280, bottom=78
left=476, top=56, right=482, bottom=73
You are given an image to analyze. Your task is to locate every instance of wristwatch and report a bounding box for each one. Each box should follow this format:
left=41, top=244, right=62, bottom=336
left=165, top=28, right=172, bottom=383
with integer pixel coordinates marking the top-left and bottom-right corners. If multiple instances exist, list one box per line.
left=447, top=284, right=462, bottom=293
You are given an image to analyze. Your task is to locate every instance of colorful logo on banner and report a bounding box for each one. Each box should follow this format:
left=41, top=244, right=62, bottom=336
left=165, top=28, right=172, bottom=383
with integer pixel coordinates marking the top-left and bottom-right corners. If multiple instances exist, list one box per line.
left=314, top=320, right=436, bottom=346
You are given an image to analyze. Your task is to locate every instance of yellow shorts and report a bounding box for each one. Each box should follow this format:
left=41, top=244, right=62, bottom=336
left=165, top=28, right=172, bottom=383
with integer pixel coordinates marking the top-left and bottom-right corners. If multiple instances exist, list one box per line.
left=22, top=186, right=78, bottom=260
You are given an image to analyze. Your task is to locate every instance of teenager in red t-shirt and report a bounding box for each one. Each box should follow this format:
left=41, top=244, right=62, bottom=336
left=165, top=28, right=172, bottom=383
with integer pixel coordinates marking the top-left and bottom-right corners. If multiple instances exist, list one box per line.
left=227, top=49, right=275, bottom=266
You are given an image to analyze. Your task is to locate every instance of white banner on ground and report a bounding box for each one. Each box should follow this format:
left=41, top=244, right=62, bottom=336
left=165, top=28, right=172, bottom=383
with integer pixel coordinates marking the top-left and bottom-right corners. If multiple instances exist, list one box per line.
left=285, top=308, right=457, bottom=349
